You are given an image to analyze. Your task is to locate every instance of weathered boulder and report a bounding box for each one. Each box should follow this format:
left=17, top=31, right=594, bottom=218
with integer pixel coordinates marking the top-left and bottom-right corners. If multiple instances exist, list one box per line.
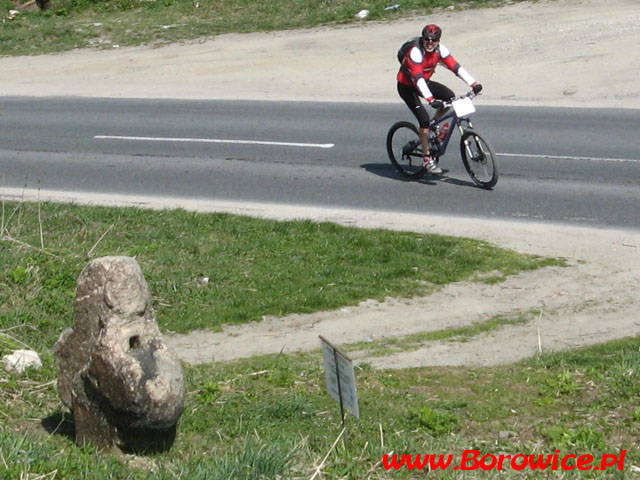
left=54, top=256, right=184, bottom=453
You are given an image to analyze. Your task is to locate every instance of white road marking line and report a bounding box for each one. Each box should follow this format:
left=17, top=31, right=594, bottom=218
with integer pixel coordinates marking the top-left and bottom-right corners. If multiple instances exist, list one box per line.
left=94, top=135, right=335, bottom=149
left=498, top=152, right=640, bottom=164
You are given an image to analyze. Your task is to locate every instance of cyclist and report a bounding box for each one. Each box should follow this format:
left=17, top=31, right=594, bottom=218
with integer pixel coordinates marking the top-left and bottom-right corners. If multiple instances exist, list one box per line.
left=397, top=24, right=483, bottom=174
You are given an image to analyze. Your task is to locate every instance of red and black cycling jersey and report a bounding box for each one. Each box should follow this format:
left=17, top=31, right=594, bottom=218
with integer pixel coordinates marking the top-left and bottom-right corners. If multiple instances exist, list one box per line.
left=397, top=43, right=476, bottom=100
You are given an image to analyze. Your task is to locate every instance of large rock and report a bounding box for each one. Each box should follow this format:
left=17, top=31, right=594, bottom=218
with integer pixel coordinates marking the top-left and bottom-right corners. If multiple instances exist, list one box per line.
left=54, top=256, right=184, bottom=453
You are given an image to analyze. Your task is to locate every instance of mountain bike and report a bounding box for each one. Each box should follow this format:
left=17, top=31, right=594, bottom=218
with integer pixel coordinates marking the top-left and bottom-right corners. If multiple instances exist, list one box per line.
left=386, top=91, right=498, bottom=189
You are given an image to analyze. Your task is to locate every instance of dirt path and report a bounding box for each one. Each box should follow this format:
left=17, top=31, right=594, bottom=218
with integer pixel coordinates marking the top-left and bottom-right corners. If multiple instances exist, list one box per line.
left=1, top=0, right=639, bottom=108
left=161, top=203, right=640, bottom=368
left=1, top=0, right=639, bottom=366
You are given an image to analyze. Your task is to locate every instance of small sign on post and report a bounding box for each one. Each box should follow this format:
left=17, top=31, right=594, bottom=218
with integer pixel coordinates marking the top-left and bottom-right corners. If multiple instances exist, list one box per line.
left=319, top=335, right=359, bottom=421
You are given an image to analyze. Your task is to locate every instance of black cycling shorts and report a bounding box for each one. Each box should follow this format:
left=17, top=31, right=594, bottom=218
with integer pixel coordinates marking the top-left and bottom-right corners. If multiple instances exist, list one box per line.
left=397, top=81, right=455, bottom=129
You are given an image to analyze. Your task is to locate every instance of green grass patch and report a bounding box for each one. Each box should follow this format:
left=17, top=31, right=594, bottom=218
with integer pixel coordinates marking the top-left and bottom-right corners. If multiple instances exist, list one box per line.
left=0, top=200, right=562, bottom=354
left=2, top=336, right=640, bottom=478
left=346, top=310, right=538, bottom=357
left=1, top=0, right=552, bottom=56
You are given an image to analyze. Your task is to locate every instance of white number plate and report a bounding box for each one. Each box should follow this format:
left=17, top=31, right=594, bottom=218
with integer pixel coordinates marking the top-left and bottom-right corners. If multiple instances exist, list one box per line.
left=452, top=97, right=476, bottom=118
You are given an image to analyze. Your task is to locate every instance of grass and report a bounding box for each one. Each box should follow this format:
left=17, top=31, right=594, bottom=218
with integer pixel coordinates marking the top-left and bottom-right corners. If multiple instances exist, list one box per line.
left=0, top=200, right=562, bottom=352
left=0, top=0, right=546, bottom=56
left=344, top=310, right=538, bottom=357
left=0, top=198, right=579, bottom=478
left=3, top=334, right=640, bottom=478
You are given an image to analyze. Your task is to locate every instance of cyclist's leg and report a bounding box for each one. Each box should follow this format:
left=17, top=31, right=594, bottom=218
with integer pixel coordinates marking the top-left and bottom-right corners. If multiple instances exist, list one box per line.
left=397, top=83, right=431, bottom=157
left=427, top=81, right=455, bottom=121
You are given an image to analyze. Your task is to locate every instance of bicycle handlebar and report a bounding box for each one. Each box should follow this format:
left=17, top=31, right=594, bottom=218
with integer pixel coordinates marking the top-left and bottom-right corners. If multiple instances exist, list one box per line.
left=442, top=90, right=479, bottom=107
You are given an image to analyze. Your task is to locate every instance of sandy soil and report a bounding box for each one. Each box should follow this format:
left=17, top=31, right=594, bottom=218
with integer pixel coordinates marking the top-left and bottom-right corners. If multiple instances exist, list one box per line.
left=2, top=0, right=639, bottom=108
left=1, top=0, right=639, bottom=367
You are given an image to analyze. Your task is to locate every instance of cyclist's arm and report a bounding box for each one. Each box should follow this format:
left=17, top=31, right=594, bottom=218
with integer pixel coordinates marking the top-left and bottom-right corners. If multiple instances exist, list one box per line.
left=439, top=44, right=478, bottom=88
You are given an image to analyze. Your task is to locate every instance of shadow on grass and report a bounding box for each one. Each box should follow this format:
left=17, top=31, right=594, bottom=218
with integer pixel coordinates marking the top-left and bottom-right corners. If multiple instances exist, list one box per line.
left=41, top=410, right=178, bottom=454
left=41, top=410, right=75, bottom=442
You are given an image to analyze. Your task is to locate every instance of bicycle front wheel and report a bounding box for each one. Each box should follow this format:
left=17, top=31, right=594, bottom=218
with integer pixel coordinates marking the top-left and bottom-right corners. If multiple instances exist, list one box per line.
left=386, top=121, right=426, bottom=179
left=460, top=129, right=498, bottom=189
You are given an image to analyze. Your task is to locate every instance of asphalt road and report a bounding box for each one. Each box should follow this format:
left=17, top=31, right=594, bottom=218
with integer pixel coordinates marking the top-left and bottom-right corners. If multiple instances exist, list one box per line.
left=1, top=97, right=639, bottom=229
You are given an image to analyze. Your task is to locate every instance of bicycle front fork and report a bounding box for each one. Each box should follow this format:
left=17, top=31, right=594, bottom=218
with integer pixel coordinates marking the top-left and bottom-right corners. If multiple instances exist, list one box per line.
left=458, top=118, right=473, bottom=134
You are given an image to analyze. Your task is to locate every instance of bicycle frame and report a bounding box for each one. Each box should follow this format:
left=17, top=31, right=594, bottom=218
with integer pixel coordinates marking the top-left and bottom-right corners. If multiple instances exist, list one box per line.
left=429, top=107, right=474, bottom=157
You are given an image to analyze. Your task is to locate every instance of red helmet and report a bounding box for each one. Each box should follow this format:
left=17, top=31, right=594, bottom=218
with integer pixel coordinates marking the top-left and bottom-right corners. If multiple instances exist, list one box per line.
left=422, top=24, right=442, bottom=41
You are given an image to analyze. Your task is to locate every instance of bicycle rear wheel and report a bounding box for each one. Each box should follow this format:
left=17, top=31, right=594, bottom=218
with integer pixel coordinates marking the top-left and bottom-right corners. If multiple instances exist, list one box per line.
left=386, top=121, right=426, bottom=179
left=460, top=129, right=498, bottom=189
